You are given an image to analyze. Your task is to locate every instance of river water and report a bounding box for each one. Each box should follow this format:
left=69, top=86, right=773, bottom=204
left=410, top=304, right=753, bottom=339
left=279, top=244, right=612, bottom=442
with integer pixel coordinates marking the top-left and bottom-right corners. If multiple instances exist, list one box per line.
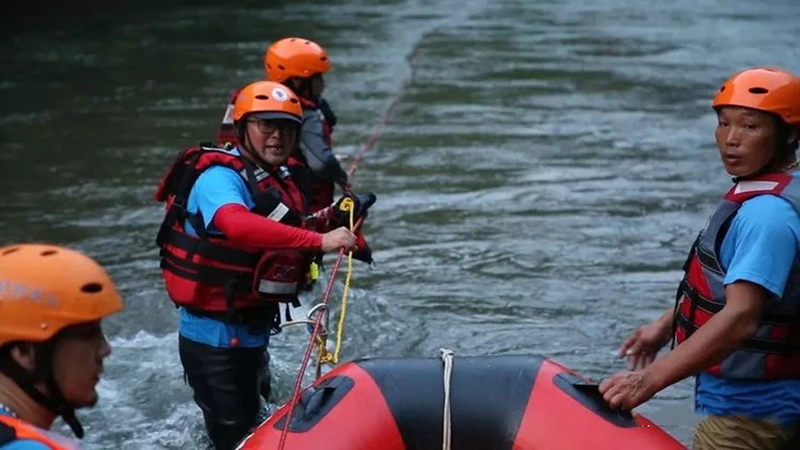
left=2, top=0, right=799, bottom=448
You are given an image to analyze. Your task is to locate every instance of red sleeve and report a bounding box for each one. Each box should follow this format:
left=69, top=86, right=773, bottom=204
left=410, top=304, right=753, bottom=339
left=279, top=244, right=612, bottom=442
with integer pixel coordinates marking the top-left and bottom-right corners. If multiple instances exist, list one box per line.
left=213, top=204, right=322, bottom=250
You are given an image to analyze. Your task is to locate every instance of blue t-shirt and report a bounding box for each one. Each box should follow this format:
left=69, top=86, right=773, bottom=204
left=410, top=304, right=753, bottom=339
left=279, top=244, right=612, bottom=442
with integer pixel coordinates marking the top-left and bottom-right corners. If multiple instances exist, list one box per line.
left=695, top=180, right=800, bottom=425
left=178, top=147, right=271, bottom=349
left=0, top=407, right=51, bottom=450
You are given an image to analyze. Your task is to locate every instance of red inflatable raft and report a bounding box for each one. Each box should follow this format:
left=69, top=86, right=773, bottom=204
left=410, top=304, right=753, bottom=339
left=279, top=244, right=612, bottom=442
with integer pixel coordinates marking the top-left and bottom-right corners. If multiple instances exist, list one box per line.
left=238, top=355, right=685, bottom=449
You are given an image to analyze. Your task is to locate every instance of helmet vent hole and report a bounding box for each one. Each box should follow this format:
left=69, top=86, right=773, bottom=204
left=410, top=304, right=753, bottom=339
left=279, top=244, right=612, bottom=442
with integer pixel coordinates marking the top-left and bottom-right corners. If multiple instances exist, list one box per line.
left=749, top=87, right=769, bottom=95
left=719, top=86, right=726, bottom=92
left=1, top=248, right=20, bottom=255
left=255, top=94, right=269, bottom=100
left=290, top=98, right=298, bottom=104
left=277, top=65, right=285, bottom=70
left=320, top=57, right=328, bottom=62
left=81, top=283, right=103, bottom=294
left=40, top=250, right=57, bottom=256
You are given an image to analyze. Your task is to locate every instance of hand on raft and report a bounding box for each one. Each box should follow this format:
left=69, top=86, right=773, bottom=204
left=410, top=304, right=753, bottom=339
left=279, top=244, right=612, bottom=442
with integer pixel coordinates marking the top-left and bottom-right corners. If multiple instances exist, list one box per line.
left=599, top=317, right=672, bottom=411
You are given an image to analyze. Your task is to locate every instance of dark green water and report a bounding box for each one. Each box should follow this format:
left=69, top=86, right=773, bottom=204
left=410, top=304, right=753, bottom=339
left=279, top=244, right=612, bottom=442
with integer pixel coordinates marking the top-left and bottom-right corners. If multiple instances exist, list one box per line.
left=2, top=0, right=799, bottom=447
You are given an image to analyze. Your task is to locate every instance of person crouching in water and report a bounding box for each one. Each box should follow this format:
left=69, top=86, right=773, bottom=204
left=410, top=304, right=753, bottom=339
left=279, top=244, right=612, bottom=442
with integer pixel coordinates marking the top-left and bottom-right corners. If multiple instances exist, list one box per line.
left=0, top=244, right=124, bottom=449
left=600, top=67, right=800, bottom=449
left=154, top=81, right=374, bottom=450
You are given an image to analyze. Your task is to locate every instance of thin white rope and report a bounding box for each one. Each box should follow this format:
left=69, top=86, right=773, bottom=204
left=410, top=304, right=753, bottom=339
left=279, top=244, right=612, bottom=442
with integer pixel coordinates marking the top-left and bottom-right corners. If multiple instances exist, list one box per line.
left=440, top=348, right=455, bottom=450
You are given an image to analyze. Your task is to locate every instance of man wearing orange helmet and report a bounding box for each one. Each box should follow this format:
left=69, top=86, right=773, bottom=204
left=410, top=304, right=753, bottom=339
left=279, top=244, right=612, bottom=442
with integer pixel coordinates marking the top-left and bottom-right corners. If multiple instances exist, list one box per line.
left=214, top=37, right=376, bottom=411
left=155, top=81, right=372, bottom=450
left=0, top=244, right=123, bottom=449
left=600, top=67, right=800, bottom=449
left=218, top=37, right=349, bottom=214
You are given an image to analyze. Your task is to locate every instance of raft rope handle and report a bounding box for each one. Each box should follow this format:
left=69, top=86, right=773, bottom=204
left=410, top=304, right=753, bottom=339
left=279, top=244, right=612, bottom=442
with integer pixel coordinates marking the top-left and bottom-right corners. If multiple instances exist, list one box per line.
left=311, top=303, right=330, bottom=379
left=279, top=307, right=334, bottom=375
left=278, top=305, right=329, bottom=340
left=440, top=348, right=454, bottom=450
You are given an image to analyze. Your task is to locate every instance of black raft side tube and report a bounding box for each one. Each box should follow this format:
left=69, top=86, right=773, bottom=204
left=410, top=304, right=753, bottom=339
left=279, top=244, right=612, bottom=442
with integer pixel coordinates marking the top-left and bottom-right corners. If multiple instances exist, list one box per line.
left=357, top=355, right=543, bottom=450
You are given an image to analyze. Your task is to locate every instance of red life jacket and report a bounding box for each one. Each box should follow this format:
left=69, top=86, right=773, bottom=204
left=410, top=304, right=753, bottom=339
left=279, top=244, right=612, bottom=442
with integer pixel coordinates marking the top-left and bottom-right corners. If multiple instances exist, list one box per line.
left=154, top=144, right=314, bottom=313
left=0, top=415, right=77, bottom=449
left=674, top=173, right=800, bottom=379
left=306, top=175, right=335, bottom=214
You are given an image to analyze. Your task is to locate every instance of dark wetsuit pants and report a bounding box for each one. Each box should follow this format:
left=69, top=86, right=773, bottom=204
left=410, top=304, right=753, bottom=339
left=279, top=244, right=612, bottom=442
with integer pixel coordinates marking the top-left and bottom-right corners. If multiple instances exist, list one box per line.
left=179, top=336, right=268, bottom=450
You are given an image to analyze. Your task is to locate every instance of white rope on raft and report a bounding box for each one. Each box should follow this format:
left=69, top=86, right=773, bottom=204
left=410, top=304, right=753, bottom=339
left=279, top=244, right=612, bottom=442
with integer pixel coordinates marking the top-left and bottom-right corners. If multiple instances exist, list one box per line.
left=440, top=348, right=455, bottom=450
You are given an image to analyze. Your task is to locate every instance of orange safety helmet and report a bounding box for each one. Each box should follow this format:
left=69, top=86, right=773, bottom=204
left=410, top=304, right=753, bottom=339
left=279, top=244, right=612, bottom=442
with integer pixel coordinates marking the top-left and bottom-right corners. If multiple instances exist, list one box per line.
left=264, top=37, right=331, bottom=83
left=233, top=80, right=303, bottom=125
left=0, top=244, right=123, bottom=346
left=713, top=67, right=800, bottom=126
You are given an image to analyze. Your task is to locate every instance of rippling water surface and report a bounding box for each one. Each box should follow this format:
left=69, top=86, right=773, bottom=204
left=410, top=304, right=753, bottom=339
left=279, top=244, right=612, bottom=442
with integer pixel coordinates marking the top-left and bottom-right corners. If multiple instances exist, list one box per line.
left=2, top=0, right=799, bottom=447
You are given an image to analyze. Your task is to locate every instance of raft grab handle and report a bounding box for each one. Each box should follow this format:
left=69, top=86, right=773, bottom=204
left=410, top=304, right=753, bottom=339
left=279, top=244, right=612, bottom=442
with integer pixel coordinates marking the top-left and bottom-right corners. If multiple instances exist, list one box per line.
left=552, top=372, right=636, bottom=428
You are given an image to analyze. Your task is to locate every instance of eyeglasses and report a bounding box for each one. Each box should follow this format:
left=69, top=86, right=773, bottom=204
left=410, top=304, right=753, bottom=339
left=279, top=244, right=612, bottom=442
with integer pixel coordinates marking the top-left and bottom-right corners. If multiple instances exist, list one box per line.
left=247, top=119, right=297, bottom=135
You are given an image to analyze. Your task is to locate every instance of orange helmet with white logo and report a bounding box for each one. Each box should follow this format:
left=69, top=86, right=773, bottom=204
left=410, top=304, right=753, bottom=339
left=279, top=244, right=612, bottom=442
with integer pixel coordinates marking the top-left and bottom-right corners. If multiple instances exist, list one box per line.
left=233, top=80, right=303, bottom=125
left=0, top=244, right=123, bottom=346
left=264, top=37, right=331, bottom=83
left=713, top=67, right=800, bottom=126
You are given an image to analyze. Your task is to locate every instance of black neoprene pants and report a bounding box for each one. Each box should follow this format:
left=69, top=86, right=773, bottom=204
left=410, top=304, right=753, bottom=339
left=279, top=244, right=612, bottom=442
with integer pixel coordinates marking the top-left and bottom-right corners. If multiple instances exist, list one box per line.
left=179, top=336, right=267, bottom=450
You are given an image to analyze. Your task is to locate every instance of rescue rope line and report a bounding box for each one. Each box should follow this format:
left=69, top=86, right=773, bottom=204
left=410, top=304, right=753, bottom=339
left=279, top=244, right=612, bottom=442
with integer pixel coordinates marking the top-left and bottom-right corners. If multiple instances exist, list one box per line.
left=345, top=37, right=424, bottom=179
left=277, top=36, right=424, bottom=450
left=300, top=25, right=426, bottom=392
left=277, top=218, right=363, bottom=450
left=440, top=348, right=454, bottom=450
left=317, top=205, right=355, bottom=365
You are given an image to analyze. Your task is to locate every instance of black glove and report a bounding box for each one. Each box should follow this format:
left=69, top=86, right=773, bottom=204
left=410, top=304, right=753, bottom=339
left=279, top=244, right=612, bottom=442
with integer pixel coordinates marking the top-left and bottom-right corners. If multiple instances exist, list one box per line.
left=353, top=232, right=374, bottom=265
left=335, top=192, right=376, bottom=225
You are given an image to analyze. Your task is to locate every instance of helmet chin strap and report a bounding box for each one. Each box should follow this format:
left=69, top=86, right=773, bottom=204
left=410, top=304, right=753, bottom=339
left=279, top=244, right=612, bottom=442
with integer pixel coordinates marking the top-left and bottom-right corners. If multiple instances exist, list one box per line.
left=234, top=124, right=265, bottom=167
left=241, top=138, right=274, bottom=171
left=0, top=346, right=84, bottom=438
